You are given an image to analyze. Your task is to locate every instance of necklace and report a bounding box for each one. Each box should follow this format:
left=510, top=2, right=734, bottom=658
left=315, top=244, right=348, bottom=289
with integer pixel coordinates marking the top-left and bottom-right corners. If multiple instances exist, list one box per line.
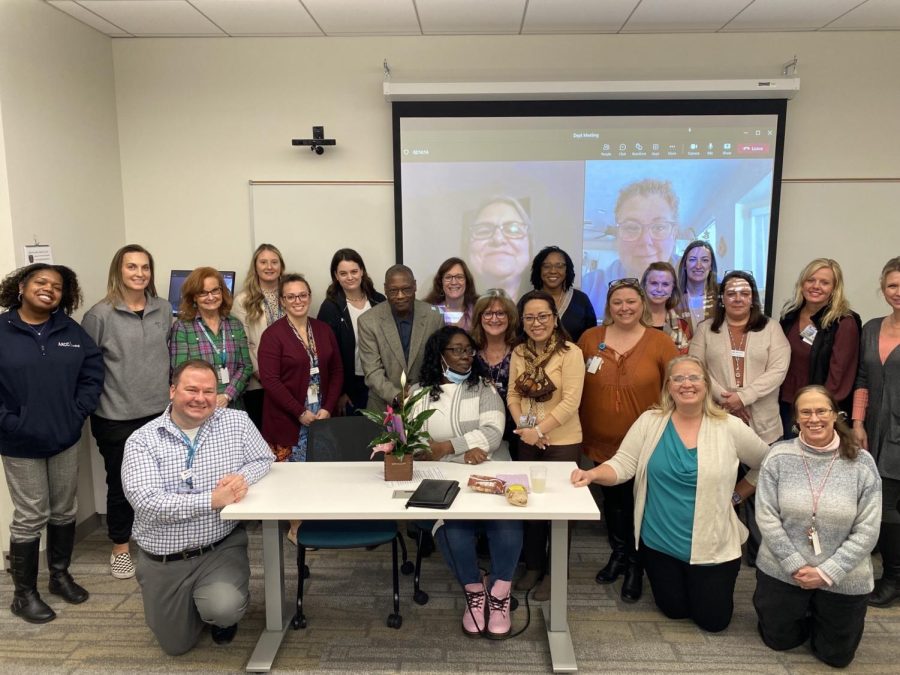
left=24, top=319, right=49, bottom=337
left=727, top=323, right=748, bottom=386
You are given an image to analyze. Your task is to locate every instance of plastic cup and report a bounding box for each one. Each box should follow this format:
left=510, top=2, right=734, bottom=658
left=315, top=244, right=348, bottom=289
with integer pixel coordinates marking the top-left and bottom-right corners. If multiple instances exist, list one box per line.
left=530, top=465, right=547, bottom=493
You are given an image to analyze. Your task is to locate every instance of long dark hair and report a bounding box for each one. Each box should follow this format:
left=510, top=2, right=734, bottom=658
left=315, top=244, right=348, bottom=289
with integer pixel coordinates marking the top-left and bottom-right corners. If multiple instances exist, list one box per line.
left=515, top=289, right=571, bottom=354
left=325, top=248, right=377, bottom=304
left=677, top=240, right=718, bottom=300
left=0, top=264, right=82, bottom=315
left=710, top=270, right=767, bottom=333
left=529, top=246, right=575, bottom=291
left=793, top=385, right=859, bottom=460
left=419, top=326, right=483, bottom=401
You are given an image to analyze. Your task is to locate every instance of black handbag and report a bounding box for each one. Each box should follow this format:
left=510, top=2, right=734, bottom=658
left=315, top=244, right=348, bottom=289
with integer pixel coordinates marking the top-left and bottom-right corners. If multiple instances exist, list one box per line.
left=404, top=479, right=460, bottom=510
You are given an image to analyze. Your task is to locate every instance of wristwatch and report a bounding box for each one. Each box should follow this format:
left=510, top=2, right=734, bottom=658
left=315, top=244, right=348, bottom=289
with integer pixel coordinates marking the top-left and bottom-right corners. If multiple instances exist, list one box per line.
left=731, top=491, right=742, bottom=506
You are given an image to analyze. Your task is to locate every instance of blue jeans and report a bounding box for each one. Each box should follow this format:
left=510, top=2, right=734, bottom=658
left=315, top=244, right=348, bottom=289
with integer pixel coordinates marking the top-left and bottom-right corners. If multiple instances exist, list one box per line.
left=435, top=520, right=523, bottom=586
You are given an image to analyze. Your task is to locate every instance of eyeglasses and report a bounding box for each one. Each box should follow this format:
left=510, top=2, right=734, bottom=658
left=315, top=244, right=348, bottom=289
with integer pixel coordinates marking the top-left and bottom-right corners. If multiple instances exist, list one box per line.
left=196, top=288, right=222, bottom=299
left=386, top=286, right=415, bottom=298
left=797, top=408, right=834, bottom=420
left=444, top=346, right=476, bottom=357
left=443, top=274, right=466, bottom=283
left=482, top=310, right=507, bottom=320
left=608, top=277, right=641, bottom=289
left=469, top=220, right=529, bottom=240
left=541, top=263, right=567, bottom=272
left=522, top=312, right=554, bottom=324
left=616, top=220, right=675, bottom=242
left=670, top=374, right=704, bottom=384
left=282, top=292, right=310, bottom=303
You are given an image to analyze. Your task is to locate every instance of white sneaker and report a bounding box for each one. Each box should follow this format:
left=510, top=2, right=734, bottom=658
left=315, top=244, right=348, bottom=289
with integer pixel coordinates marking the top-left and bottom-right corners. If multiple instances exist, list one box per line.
left=110, top=552, right=135, bottom=579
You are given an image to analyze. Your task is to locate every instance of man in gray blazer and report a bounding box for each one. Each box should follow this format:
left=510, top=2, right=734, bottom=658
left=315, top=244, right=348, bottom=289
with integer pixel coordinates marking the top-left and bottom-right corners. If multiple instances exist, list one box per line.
left=358, top=264, right=444, bottom=413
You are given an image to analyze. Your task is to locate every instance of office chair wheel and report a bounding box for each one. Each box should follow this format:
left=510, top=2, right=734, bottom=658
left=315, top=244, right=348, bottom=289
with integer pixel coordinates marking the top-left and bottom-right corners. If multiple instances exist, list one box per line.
left=386, top=613, right=402, bottom=629
left=413, top=590, right=429, bottom=605
left=401, top=560, right=414, bottom=575
left=291, top=614, right=307, bottom=630
left=510, top=596, right=519, bottom=611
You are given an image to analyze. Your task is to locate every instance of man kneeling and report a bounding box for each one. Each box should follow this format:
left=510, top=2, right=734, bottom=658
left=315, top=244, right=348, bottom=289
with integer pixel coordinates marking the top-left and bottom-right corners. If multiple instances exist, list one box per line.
left=123, top=359, right=273, bottom=655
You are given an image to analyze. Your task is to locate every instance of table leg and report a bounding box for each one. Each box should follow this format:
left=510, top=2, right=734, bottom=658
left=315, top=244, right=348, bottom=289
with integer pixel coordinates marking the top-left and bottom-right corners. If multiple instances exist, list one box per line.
left=544, top=519, right=577, bottom=672
left=246, top=520, right=292, bottom=672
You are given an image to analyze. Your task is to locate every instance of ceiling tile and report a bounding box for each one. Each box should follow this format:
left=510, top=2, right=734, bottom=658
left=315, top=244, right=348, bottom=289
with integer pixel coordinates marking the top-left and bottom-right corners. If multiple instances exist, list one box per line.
left=417, top=0, right=524, bottom=35
left=724, top=0, right=864, bottom=31
left=78, top=0, right=225, bottom=36
left=191, top=0, right=322, bottom=35
left=824, top=0, right=900, bottom=30
left=522, top=0, right=637, bottom=34
left=48, top=0, right=132, bottom=36
left=622, top=0, right=750, bottom=33
left=301, top=0, right=420, bottom=35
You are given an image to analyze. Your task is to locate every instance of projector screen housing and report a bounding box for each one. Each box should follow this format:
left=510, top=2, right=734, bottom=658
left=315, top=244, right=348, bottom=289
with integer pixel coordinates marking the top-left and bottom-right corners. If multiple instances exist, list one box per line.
left=393, top=99, right=788, bottom=314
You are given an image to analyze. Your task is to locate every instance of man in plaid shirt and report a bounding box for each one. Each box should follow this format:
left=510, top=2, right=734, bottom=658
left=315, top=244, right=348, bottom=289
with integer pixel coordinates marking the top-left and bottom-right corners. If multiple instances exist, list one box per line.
left=123, top=359, right=273, bottom=655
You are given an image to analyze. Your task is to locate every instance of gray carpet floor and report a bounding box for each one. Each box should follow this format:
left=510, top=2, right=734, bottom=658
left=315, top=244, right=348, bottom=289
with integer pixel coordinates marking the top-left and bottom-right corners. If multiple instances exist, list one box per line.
left=2, top=520, right=899, bottom=674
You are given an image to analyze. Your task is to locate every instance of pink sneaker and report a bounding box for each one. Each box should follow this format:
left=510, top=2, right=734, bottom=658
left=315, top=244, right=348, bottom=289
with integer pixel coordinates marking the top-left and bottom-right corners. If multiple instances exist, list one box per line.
left=487, top=579, right=512, bottom=638
left=462, top=582, right=487, bottom=636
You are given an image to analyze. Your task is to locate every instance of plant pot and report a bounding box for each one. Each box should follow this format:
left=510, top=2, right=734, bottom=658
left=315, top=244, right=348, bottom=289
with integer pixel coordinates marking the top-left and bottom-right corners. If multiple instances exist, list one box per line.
left=384, top=452, right=413, bottom=481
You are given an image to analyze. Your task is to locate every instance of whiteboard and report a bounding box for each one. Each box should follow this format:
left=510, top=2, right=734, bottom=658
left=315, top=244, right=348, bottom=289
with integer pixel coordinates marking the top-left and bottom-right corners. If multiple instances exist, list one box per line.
left=251, top=182, right=395, bottom=307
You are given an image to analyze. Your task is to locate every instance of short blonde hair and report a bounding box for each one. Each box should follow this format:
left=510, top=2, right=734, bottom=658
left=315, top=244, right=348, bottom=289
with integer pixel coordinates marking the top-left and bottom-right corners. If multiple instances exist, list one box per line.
left=470, top=288, right=518, bottom=349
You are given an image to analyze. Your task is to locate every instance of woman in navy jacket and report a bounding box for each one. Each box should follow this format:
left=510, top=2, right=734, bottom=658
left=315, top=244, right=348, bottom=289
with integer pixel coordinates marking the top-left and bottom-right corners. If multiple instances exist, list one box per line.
left=0, top=264, right=103, bottom=624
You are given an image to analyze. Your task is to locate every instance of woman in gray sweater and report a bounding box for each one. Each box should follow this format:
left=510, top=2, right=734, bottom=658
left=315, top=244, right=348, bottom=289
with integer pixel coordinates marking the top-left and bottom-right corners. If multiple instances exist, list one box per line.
left=754, top=385, right=881, bottom=668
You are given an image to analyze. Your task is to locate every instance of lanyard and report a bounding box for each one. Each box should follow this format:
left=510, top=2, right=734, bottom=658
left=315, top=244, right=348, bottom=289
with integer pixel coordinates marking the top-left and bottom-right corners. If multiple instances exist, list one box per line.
left=801, top=450, right=839, bottom=520
left=178, top=429, right=202, bottom=486
left=288, top=319, right=317, bottom=362
left=196, top=318, right=227, bottom=367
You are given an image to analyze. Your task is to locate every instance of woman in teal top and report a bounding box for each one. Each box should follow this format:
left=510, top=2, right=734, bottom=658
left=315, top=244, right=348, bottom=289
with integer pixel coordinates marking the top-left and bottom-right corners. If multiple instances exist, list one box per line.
left=572, top=356, right=770, bottom=632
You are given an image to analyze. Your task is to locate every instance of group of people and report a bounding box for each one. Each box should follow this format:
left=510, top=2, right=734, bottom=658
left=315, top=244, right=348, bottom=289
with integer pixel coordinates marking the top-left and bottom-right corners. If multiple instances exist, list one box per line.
left=1, top=237, right=898, bottom=667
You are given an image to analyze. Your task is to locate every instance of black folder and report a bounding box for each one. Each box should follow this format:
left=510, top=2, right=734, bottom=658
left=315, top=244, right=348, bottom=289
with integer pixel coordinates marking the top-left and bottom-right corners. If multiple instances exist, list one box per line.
left=404, top=479, right=460, bottom=510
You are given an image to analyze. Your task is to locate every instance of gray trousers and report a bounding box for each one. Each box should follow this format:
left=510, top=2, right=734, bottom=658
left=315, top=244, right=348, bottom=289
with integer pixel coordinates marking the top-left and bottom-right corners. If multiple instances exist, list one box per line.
left=2, top=445, right=79, bottom=542
left=135, top=526, right=251, bottom=656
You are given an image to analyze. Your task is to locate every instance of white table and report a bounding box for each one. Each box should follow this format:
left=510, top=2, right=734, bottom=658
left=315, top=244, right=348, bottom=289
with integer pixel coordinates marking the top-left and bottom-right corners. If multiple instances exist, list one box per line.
left=222, top=460, right=600, bottom=673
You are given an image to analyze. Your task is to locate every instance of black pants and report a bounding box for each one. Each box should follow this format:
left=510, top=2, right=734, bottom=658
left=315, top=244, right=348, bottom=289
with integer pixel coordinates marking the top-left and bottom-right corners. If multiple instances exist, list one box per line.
left=91, top=413, right=160, bottom=545
left=754, top=569, right=868, bottom=668
left=242, top=388, right=265, bottom=431
left=641, top=542, right=741, bottom=633
left=518, top=442, right=580, bottom=572
left=599, top=478, right=637, bottom=561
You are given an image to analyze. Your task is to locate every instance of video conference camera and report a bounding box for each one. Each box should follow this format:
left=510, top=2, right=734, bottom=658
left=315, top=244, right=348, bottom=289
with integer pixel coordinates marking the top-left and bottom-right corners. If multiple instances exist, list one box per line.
left=292, top=126, right=336, bottom=155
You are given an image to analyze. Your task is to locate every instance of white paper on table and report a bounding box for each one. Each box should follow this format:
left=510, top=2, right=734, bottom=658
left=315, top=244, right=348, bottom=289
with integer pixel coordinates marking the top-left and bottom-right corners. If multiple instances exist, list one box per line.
left=383, top=465, right=446, bottom=489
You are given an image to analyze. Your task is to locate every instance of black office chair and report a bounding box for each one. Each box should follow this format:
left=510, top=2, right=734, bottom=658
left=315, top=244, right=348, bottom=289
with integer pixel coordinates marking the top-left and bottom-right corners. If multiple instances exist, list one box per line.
left=290, top=416, right=413, bottom=630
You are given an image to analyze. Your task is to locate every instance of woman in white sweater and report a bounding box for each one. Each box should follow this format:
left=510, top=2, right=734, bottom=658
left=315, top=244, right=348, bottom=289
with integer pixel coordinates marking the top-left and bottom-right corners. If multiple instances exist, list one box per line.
left=414, top=326, right=517, bottom=639
left=754, top=385, right=880, bottom=667
left=571, top=355, right=770, bottom=632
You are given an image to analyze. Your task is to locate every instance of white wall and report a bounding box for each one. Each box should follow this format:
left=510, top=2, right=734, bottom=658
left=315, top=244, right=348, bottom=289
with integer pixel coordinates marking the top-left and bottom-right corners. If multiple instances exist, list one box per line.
left=0, top=0, right=124, bottom=545
left=112, top=32, right=900, bottom=321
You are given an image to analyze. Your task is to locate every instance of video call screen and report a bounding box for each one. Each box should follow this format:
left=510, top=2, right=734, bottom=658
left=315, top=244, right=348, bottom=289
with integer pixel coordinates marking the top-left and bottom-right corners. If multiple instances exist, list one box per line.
left=393, top=100, right=787, bottom=312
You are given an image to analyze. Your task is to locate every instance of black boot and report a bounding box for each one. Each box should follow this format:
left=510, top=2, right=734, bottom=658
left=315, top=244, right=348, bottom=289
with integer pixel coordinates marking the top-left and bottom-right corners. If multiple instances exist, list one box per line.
left=620, top=552, right=643, bottom=603
left=46, top=522, right=89, bottom=604
left=870, top=523, right=900, bottom=607
left=8, top=539, right=56, bottom=623
left=596, top=507, right=628, bottom=584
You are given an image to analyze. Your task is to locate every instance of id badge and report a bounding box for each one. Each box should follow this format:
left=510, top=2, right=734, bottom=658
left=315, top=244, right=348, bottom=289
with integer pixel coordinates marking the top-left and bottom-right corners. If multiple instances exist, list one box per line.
left=800, top=323, right=817, bottom=346
left=730, top=350, right=745, bottom=358
left=518, top=412, right=536, bottom=428
left=179, top=468, right=194, bottom=482
left=309, top=366, right=320, bottom=376
left=218, top=366, right=230, bottom=384
left=307, top=384, right=319, bottom=405
left=586, top=356, right=601, bottom=374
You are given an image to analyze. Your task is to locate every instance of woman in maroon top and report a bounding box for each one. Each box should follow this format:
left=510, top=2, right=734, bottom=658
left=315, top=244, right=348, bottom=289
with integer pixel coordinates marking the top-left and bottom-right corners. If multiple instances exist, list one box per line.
left=778, top=259, right=860, bottom=438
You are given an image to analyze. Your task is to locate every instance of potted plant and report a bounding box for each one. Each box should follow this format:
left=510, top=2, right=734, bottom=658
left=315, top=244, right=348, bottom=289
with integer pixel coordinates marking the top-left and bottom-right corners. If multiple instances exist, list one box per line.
left=361, top=371, right=435, bottom=481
